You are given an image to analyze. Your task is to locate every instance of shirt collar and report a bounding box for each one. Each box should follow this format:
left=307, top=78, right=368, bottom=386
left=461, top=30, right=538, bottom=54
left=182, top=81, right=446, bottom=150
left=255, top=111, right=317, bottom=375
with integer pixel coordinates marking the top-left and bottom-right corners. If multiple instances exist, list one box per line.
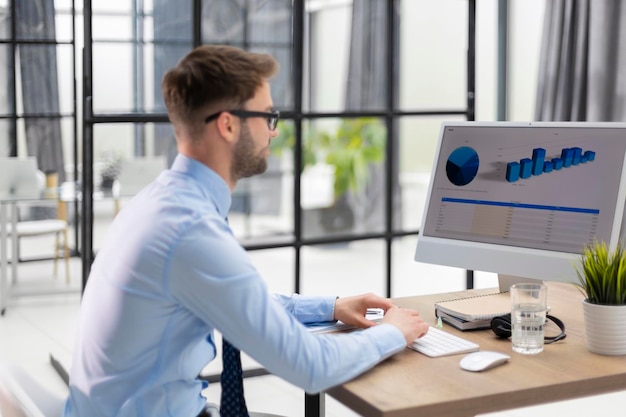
left=170, top=153, right=232, bottom=218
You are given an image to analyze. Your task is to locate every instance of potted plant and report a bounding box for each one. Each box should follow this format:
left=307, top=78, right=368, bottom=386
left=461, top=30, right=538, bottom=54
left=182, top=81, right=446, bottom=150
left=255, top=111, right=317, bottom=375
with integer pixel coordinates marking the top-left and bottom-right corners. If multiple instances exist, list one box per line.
left=98, top=150, right=124, bottom=190
left=272, top=118, right=385, bottom=237
left=575, top=240, right=626, bottom=355
left=312, top=118, right=385, bottom=202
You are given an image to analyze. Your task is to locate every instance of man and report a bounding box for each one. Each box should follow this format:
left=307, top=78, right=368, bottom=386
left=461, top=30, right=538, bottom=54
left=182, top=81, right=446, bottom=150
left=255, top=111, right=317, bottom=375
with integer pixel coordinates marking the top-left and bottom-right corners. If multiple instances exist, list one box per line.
left=63, top=45, right=428, bottom=417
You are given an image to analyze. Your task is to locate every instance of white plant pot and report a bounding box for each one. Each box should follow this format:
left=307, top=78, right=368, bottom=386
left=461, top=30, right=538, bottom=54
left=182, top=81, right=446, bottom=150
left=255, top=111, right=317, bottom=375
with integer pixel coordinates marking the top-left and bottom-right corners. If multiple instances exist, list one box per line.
left=582, top=299, right=626, bottom=355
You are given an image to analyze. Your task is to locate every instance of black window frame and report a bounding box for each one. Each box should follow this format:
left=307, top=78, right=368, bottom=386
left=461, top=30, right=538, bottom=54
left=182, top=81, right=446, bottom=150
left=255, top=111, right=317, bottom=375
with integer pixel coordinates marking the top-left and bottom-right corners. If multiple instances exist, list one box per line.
left=80, top=0, right=477, bottom=294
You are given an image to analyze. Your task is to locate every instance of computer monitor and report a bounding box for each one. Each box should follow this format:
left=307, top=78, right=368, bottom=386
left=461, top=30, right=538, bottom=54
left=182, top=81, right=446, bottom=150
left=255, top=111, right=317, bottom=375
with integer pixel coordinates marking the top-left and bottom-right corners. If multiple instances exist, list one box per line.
left=414, top=121, right=626, bottom=289
left=0, top=157, right=40, bottom=199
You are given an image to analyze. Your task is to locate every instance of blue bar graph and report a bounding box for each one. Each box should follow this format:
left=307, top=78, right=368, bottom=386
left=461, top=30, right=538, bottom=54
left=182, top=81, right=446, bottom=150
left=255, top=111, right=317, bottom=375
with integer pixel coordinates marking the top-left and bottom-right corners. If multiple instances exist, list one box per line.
left=520, top=158, right=533, bottom=179
left=553, top=158, right=563, bottom=170
left=543, top=161, right=553, bottom=173
left=572, top=147, right=582, bottom=165
left=584, top=150, right=595, bottom=162
left=562, top=148, right=573, bottom=167
left=506, top=162, right=520, bottom=182
left=532, top=148, right=545, bottom=176
left=506, top=146, right=596, bottom=183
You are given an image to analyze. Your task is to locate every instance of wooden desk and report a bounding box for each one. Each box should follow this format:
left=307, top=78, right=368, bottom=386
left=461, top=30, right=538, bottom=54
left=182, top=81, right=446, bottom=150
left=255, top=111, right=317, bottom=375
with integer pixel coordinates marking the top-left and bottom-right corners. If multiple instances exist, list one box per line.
left=326, top=282, right=626, bottom=417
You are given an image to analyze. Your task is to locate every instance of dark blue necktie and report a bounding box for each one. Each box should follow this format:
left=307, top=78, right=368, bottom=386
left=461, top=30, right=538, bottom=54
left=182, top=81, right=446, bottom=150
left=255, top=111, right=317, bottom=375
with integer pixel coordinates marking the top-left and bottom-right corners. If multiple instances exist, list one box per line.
left=220, top=338, right=249, bottom=417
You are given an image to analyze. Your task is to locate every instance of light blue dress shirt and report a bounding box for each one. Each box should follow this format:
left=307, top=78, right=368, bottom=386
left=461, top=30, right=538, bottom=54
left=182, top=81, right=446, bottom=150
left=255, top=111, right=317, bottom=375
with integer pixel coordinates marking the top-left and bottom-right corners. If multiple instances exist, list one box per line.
left=63, top=154, right=406, bottom=417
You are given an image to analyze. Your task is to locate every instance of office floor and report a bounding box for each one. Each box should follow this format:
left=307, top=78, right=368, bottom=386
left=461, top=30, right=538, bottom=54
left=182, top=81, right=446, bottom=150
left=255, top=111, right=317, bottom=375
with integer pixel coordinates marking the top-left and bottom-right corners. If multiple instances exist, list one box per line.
left=1, top=235, right=625, bottom=416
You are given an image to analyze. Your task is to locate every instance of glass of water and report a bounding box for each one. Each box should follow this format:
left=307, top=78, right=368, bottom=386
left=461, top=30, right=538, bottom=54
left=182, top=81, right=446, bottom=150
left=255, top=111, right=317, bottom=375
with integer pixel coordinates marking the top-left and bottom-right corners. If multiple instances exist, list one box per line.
left=510, top=283, right=547, bottom=354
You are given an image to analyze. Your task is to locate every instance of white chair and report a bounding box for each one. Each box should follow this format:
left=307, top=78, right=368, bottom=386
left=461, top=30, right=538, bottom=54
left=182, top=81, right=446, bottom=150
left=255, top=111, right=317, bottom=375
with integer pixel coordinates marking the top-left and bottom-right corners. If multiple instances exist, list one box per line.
left=0, top=158, right=71, bottom=284
left=113, top=156, right=167, bottom=215
left=9, top=208, right=70, bottom=284
left=7, top=171, right=70, bottom=284
left=0, top=363, right=65, bottom=417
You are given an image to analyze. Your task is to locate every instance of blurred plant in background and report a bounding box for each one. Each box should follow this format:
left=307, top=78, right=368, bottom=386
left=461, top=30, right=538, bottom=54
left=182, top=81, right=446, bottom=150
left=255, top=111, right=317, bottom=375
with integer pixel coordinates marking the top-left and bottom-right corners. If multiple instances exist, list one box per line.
left=271, top=117, right=385, bottom=202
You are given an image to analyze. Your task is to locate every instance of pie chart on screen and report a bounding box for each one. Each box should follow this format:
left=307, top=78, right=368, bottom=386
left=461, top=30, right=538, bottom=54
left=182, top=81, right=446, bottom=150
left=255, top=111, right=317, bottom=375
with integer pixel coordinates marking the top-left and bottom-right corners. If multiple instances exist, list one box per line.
left=446, top=146, right=479, bottom=186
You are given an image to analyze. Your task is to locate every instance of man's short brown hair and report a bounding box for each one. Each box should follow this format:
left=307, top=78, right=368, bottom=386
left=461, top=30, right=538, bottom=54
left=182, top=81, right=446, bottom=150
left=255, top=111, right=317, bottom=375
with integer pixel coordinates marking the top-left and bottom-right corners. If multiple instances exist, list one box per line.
left=162, top=45, right=279, bottom=138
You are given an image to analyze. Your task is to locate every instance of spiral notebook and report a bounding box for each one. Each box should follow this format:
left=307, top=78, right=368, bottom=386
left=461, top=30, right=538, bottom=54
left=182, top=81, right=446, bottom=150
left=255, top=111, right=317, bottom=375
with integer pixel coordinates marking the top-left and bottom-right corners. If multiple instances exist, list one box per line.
left=434, top=292, right=511, bottom=322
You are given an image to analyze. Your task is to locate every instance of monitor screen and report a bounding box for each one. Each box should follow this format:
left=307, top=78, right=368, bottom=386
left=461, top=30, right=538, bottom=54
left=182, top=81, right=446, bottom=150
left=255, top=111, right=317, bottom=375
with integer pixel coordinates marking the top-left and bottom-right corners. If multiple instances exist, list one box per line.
left=414, top=122, right=626, bottom=284
left=0, top=157, right=40, bottom=199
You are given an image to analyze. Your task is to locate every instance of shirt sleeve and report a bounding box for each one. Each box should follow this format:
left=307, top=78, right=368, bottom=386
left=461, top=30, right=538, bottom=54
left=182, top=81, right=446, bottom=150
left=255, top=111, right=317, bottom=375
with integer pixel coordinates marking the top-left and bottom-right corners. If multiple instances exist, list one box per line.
left=272, top=293, right=336, bottom=324
left=169, top=216, right=407, bottom=394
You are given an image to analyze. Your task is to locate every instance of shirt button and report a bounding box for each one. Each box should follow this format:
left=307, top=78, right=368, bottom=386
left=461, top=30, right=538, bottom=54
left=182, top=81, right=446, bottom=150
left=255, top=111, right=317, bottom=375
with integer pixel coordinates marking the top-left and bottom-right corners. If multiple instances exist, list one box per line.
left=315, top=315, right=321, bottom=321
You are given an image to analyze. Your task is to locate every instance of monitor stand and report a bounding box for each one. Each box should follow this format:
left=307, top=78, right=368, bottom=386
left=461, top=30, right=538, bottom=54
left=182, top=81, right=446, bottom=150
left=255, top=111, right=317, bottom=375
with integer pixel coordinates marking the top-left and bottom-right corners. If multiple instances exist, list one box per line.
left=497, top=274, right=544, bottom=292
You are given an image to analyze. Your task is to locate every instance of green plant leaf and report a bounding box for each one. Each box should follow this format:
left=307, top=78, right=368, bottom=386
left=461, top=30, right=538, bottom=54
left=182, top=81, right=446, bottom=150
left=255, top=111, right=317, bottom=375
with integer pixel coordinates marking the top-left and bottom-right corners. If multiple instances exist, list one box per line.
left=576, top=240, right=626, bottom=305
left=270, top=117, right=386, bottom=200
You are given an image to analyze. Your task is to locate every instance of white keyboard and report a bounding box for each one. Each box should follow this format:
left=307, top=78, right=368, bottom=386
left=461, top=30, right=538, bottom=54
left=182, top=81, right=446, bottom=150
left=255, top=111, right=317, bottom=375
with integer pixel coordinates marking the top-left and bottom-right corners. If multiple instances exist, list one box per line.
left=408, top=326, right=479, bottom=358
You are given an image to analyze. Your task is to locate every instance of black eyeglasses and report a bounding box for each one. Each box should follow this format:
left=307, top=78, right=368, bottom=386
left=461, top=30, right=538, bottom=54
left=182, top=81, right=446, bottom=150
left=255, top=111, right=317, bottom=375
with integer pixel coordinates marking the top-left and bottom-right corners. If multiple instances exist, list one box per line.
left=205, top=109, right=280, bottom=131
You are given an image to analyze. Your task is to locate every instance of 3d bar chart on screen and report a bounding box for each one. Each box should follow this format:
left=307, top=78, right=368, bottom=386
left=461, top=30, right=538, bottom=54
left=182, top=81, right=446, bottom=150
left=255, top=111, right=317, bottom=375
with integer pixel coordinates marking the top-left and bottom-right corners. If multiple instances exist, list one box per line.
left=505, top=147, right=596, bottom=182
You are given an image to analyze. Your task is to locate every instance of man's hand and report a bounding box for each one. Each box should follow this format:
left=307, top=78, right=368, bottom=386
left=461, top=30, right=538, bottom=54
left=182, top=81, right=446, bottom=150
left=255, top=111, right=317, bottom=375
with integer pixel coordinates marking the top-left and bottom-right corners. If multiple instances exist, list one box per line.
left=380, top=306, right=429, bottom=344
left=334, top=293, right=429, bottom=344
left=333, top=293, right=394, bottom=328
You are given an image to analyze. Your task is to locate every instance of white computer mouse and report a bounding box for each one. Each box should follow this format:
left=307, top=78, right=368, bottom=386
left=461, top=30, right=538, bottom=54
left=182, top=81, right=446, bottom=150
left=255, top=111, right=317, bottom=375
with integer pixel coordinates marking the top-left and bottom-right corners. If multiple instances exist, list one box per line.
left=459, top=351, right=510, bottom=372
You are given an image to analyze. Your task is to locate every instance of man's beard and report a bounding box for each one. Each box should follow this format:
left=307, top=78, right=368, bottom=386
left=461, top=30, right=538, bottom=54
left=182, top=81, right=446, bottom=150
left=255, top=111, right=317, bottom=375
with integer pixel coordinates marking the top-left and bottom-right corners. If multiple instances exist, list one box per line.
left=231, top=122, right=268, bottom=180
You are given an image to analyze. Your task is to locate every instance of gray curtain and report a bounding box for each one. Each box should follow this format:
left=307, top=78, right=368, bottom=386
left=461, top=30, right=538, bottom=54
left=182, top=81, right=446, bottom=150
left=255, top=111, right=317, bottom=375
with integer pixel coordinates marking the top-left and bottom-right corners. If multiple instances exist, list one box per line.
left=16, top=0, right=65, bottom=181
left=536, top=0, right=626, bottom=121
left=345, top=0, right=388, bottom=112
left=344, top=0, right=401, bottom=233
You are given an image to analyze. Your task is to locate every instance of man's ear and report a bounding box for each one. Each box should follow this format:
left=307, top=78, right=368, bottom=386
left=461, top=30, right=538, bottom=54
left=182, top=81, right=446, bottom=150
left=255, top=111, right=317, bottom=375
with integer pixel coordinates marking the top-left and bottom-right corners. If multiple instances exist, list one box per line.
left=214, top=112, right=239, bottom=143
